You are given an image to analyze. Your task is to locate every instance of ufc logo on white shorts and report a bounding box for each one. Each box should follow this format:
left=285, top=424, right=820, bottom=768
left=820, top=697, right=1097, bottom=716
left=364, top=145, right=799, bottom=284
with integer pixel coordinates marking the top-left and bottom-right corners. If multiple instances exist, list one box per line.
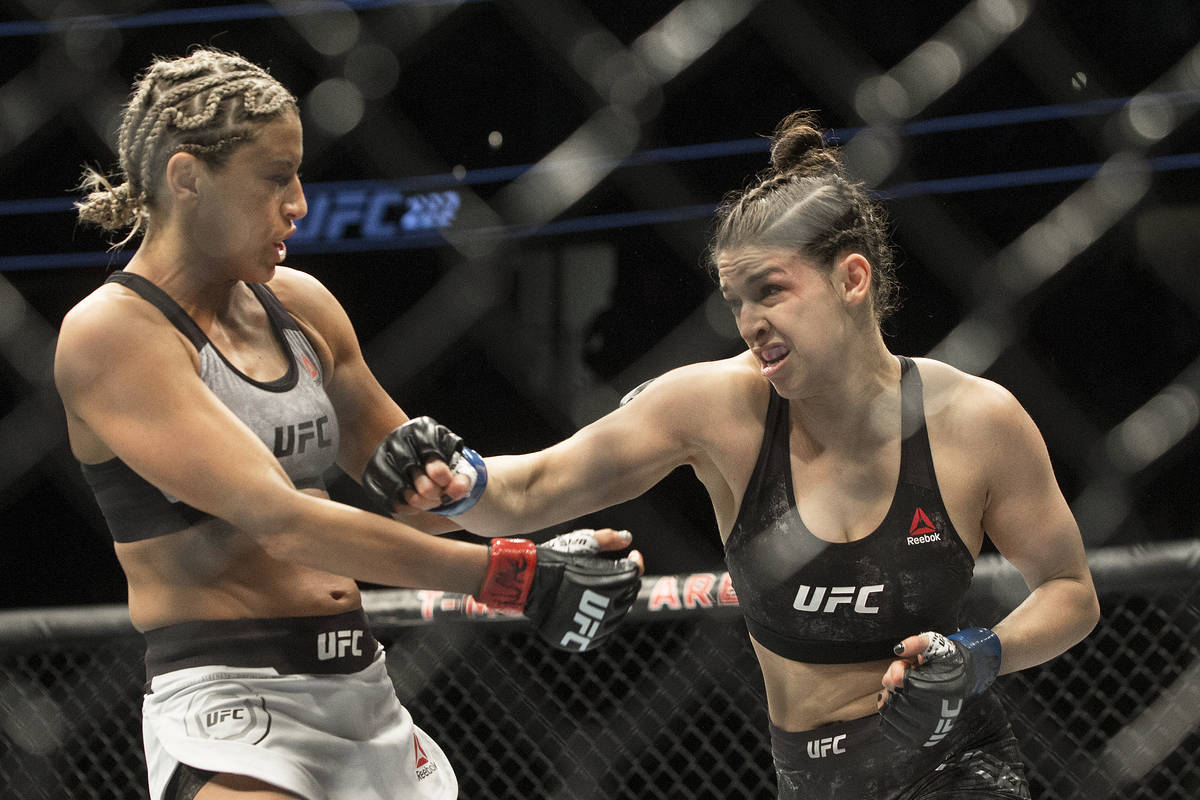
left=922, top=698, right=963, bottom=747
left=560, top=590, right=610, bottom=650
left=792, top=584, right=884, bottom=614
left=317, top=629, right=364, bottom=661
left=806, top=734, right=847, bottom=758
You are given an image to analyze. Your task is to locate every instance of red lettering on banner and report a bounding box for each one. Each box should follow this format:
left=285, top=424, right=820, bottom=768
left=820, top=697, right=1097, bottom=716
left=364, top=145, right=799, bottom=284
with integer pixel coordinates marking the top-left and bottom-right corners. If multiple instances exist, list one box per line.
left=418, top=590, right=442, bottom=620
left=718, top=573, right=739, bottom=605
left=462, top=595, right=489, bottom=616
left=648, top=576, right=682, bottom=611
left=683, top=574, right=715, bottom=608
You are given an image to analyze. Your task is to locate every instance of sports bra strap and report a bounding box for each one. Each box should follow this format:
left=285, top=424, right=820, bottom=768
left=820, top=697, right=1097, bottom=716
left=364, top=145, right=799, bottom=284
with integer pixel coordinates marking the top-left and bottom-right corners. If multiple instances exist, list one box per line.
left=104, top=271, right=209, bottom=351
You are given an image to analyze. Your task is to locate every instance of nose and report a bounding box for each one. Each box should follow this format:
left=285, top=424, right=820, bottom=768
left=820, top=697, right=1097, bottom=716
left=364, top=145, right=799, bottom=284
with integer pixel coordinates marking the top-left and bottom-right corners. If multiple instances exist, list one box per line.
left=735, top=305, right=768, bottom=345
left=285, top=176, right=307, bottom=221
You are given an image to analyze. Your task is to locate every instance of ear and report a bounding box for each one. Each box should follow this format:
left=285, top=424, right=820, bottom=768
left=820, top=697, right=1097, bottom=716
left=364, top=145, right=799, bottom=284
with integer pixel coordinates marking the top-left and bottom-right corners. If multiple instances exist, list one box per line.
left=163, top=152, right=202, bottom=204
left=835, top=251, right=872, bottom=309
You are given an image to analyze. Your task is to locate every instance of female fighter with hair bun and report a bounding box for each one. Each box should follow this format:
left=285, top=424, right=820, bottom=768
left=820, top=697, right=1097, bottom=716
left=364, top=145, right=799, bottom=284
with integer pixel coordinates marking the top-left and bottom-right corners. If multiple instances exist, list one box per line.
left=379, top=110, right=1100, bottom=798
left=57, top=48, right=642, bottom=800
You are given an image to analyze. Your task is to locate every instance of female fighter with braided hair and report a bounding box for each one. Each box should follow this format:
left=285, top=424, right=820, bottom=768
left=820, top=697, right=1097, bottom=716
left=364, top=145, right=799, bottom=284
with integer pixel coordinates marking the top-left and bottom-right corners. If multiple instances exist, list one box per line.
left=56, top=48, right=642, bottom=800
left=379, top=110, right=1100, bottom=798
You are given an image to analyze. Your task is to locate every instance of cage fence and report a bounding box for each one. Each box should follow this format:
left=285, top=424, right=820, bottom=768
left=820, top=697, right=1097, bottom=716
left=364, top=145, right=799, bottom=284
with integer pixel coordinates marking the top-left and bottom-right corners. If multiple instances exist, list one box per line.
left=0, top=542, right=1196, bottom=800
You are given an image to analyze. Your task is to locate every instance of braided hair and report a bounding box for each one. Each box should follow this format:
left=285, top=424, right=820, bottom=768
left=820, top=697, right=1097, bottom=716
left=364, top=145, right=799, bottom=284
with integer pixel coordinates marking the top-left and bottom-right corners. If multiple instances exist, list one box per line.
left=707, top=111, right=898, bottom=323
left=76, top=49, right=297, bottom=247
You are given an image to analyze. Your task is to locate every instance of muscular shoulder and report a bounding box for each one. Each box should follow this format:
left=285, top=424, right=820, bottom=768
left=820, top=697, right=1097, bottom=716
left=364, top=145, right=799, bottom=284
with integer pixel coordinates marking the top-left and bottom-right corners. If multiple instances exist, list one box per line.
left=56, top=282, right=193, bottom=401
left=265, top=266, right=355, bottom=370
left=264, top=267, right=340, bottom=326
left=625, top=351, right=765, bottom=414
left=620, top=351, right=769, bottom=451
left=912, top=357, right=1045, bottom=471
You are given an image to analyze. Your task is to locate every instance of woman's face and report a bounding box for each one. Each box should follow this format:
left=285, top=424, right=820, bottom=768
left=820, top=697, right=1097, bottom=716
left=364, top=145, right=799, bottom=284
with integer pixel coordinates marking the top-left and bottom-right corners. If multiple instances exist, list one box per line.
left=717, top=246, right=852, bottom=397
left=190, top=112, right=306, bottom=280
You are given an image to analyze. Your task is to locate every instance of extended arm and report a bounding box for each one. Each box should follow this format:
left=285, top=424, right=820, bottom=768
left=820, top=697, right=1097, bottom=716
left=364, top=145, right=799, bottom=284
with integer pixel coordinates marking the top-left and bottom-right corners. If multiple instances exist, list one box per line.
left=454, top=366, right=711, bottom=536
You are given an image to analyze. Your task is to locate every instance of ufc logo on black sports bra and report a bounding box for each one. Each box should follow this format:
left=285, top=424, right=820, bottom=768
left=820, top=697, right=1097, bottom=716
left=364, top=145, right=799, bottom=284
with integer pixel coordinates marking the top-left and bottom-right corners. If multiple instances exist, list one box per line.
left=792, top=584, right=884, bottom=614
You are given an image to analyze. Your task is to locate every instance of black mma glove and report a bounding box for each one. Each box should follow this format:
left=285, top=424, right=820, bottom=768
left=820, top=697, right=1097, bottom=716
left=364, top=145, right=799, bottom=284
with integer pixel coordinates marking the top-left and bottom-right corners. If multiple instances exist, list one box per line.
left=362, top=417, right=487, bottom=516
left=878, top=628, right=1002, bottom=749
left=476, top=532, right=641, bottom=652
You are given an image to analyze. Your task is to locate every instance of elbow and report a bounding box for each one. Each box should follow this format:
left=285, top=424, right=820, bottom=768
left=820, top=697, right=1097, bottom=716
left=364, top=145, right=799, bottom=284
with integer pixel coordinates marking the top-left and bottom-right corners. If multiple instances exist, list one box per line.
left=1082, top=583, right=1101, bottom=637
left=223, top=488, right=312, bottom=562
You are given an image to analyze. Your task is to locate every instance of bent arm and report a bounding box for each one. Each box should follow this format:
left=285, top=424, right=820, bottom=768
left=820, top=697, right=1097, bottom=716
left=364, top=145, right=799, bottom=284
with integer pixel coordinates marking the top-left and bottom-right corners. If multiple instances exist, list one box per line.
left=977, top=388, right=1100, bottom=675
left=54, top=292, right=487, bottom=592
left=268, top=268, right=464, bottom=534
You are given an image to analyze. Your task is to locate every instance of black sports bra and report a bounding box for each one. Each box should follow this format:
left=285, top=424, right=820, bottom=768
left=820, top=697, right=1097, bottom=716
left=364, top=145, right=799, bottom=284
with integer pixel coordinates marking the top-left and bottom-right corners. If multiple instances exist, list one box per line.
left=724, top=356, right=975, bottom=663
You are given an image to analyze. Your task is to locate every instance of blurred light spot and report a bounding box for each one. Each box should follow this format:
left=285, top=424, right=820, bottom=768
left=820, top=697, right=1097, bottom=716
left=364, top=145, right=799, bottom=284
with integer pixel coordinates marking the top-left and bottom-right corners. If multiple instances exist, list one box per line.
left=0, top=280, right=28, bottom=338
left=1124, top=94, right=1176, bottom=143
left=1071, top=71, right=1088, bottom=91
left=703, top=291, right=740, bottom=340
left=842, top=126, right=901, bottom=187
left=290, top=5, right=361, bottom=57
left=63, top=16, right=121, bottom=69
left=452, top=164, right=466, bottom=180
left=307, top=78, right=364, bottom=137
left=928, top=315, right=1008, bottom=375
left=903, top=40, right=964, bottom=104
left=1071, top=478, right=1131, bottom=545
left=0, top=684, right=67, bottom=756
left=635, top=0, right=757, bottom=83
left=1094, top=154, right=1151, bottom=209
left=976, top=0, right=1030, bottom=33
left=488, top=130, right=503, bottom=150
left=854, top=74, right=911, bottom=122
left=1108, top=385, right=1200, bottom=472
left=343, top=44, right=400, bottom=99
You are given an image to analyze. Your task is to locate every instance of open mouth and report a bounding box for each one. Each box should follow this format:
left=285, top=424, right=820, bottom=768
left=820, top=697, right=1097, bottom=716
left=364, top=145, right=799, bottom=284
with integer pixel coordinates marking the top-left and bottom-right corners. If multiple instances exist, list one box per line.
left=759, top=345, right=789, bottom=375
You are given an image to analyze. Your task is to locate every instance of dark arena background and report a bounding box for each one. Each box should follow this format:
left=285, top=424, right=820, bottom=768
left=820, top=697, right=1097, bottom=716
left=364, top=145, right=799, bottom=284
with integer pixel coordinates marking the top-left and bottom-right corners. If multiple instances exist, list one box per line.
left=1, top=1, right=1199, bottom=798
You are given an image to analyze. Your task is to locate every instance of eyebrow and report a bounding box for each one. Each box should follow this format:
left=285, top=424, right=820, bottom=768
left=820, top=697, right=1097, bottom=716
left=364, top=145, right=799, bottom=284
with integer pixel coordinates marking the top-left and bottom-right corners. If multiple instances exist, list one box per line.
left=720, top=265, right=785, bottom=297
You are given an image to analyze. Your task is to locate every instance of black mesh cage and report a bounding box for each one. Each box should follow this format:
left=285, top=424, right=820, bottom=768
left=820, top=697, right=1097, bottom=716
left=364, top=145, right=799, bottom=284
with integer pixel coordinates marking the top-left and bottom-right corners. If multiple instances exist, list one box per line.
left=1, top=544, right=1197, bottom=800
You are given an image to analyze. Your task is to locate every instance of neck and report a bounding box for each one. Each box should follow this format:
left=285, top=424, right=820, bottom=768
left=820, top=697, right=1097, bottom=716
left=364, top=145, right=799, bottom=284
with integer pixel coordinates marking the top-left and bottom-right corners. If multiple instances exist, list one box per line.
left=126, top=225, right=241, bottom=317
left=786, top=329, right=898, bottom=454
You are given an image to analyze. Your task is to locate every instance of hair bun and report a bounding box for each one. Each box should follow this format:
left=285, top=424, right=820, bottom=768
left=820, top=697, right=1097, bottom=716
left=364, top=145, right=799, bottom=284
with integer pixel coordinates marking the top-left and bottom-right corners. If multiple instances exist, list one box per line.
left=768, top=110, right=839, bottom=177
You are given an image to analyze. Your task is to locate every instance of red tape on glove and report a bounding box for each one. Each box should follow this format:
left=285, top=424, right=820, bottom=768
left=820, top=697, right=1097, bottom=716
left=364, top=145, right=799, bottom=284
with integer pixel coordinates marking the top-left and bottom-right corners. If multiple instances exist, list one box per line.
left=477, top=539, right=538, bottom=611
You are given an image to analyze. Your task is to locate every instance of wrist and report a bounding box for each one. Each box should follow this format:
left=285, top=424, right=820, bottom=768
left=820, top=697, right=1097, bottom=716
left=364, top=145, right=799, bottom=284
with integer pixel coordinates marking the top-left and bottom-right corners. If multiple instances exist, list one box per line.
left=948, top=627, right=1002, bottom=695
left=476, top=538, right=537, bottom=611
left=430, top=447, right=488, bottom=516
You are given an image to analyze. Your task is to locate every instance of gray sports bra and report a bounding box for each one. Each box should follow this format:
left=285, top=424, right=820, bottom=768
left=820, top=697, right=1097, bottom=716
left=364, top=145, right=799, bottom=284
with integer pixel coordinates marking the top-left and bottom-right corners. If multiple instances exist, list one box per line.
left=80, top=271, right=340, bottom=542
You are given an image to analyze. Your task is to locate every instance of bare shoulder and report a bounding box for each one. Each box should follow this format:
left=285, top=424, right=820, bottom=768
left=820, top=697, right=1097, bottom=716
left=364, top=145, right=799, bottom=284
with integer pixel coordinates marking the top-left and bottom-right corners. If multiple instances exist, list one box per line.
left=913, top=357, right=1026, bottom=426
left=265, top=266, right=356, bottom=365
left=912, top=356, right=1046, bottom=462
left=624, top=351, right=766, bottom=420
left=619, top=350, right=769, bottom=452
left=56, top=281, right=191, bottom=399
left=264, top=266, right=341, bottom=321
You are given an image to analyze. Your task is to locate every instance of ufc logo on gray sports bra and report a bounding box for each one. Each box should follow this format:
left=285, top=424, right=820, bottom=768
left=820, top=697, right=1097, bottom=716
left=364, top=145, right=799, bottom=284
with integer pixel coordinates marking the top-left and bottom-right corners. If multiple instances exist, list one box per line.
left=792, top=584, right=884, bottom=614
left=274, top=416, right=333, bottom=456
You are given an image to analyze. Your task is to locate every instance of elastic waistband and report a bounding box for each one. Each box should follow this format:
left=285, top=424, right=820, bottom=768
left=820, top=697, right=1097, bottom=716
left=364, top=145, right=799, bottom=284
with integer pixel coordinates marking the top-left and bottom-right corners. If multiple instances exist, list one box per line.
left=143, top=608, right=379, bottom=682
left=770, top=713, right=886, bottom=763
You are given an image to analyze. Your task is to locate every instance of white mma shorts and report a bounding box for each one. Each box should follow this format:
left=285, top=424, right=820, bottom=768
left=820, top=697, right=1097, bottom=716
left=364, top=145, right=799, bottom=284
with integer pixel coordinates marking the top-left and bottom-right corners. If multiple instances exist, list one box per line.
left=140, top=609, right=458, bottom=800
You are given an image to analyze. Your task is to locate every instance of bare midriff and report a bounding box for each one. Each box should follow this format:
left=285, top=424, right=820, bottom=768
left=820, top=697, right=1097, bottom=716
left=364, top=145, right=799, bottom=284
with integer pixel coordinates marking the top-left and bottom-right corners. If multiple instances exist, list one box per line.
left=115, top=497, right=360, bottom=632
left=751, top=635, right=892, bottom=732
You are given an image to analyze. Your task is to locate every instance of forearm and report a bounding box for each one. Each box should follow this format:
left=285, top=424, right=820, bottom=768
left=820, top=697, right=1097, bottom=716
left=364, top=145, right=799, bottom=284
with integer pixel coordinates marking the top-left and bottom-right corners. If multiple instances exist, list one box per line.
left=249, top=490, right=490, bottom=593
left=455, top=452, right=620, bottom=537
left=991, top=574, right=1100, bottom=674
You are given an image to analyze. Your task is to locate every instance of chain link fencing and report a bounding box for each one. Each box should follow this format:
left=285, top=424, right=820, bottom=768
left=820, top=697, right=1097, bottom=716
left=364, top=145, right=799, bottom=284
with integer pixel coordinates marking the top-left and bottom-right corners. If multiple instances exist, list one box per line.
left=1, top=542, right=1196, bottom=800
